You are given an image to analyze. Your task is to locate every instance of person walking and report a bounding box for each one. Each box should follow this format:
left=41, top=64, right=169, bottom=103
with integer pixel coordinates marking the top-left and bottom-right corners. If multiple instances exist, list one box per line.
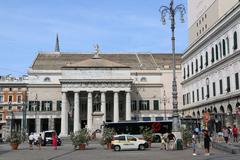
left=192, top=132, right=197, bottom=156
left=37, top=134, right=42, bottom=150
left=28, top=132, right=34, bottom=150
left=232, top=125, right=238, bottom=143
left=203, top=130, right=211, bottom=156
left=52, top=132, right=57, bottom=150
left=222, top=127, right=229, bottom=144
left=167, top=131, right=176, bottom=150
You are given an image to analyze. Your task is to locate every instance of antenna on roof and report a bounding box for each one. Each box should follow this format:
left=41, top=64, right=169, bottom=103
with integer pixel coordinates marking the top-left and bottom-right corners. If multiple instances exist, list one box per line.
left=54, top=33, right=60, bottom=52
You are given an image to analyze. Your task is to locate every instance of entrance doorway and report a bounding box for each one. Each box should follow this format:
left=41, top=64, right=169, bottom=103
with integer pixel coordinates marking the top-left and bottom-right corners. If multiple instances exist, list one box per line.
left=27, top=119, right=35, bottom=134
left=81, top=120, right=87, bottom=129
left=54, top=118, right=61, bottom=135
left=41, top=119, right=49, bottom=131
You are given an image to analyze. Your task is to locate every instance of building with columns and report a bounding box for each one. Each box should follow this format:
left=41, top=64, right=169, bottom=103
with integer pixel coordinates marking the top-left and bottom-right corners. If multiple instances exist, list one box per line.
left=182, top=0, right=240, bottom=132
left=25, top=46, right=182, bottom=136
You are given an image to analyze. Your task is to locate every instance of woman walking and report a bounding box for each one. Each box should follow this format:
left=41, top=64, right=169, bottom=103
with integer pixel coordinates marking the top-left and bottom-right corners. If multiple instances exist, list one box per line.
left=203, top=130, right=211, bottom=156
left=52, top=132, right=57, bottom=150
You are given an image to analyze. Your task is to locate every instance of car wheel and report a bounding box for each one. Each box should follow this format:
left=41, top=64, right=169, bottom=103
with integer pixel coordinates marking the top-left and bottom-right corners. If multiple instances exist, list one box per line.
left=154, top=135, right=161, bottom=143
left=139, top=144, right=145, bottom=150
left=114, top=145, right=121, bottom=151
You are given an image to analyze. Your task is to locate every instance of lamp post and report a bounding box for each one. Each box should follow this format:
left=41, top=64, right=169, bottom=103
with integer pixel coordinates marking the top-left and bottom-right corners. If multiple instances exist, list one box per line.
left=159, top=0, right=185, bottom=132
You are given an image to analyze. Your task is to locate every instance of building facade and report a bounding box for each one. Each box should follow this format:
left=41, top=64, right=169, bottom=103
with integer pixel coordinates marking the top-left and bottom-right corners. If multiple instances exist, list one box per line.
left=0, top=75, right=28, bottom=139
left=24, top=49, right=182, bottom=136
left=182, top=0, right=240, bottom=132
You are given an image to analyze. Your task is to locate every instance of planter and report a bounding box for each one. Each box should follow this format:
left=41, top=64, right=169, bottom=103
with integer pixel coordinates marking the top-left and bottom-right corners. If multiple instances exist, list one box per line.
left=79, top=143, right=86, bottom=150
left=107, top=143, right=112, bottom=150
left=10, top=143, right=19, bottom=150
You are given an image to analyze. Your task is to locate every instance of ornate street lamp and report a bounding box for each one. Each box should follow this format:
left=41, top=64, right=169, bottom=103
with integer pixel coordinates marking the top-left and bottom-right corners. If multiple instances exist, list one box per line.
left=159, top=0, right=186, bottom=132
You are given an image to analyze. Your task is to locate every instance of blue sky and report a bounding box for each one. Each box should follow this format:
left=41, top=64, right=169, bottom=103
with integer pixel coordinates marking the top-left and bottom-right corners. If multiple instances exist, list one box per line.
left=0, top=0, right=187, bottom=76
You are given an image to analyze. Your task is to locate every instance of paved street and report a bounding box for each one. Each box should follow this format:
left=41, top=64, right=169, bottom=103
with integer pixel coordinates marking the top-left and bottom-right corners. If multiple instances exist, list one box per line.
left=0, top=142, right=240, bottom=160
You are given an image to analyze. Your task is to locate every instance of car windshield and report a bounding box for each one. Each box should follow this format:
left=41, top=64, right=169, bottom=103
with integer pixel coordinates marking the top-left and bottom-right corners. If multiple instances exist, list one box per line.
left=45, top=132, right=54, bottom=138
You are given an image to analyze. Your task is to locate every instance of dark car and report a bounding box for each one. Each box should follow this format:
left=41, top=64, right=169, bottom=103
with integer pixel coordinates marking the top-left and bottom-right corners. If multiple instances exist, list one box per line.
left=42, top=130, right=61, bottom=146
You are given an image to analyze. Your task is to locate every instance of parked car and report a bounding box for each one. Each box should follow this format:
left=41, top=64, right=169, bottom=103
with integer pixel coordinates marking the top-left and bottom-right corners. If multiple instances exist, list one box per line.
left=33, top=130, right=61, bottom=146
left=111, top=134, right=148, bottom=151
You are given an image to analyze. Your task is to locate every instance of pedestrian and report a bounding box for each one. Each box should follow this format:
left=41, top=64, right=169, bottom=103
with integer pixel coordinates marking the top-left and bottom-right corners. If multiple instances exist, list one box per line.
left=232, top=125, right=238, bottom=143
left=222, top=127, right=229, bottom=144
left=203, top=130, right=211, bottom=156
left=37, top=134, right=42, bottom=150
left=52, top=132, right=57, bottom=150
left=167, top=131, right=176, bottom=150
left=28, top=132, right=34, bottom=150
left=192, top=132, right=197, bottom=156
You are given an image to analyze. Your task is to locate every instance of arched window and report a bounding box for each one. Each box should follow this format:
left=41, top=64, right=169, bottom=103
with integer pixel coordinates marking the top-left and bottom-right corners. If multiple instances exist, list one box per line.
left=233, top=31, right=238, bottom=50
left=200, top=55, right=203, bottom=69
left=140, top=77, right=147, bottom=82
left=191, top=62, right=194, bottom=75
left=219, top=43, right=222, bottom=58
left=222, top=39, right=226, bottom=56
left=226, top=37, right=230, bottom=54
left=205, top=52, right=208, bottom=66
left=215, top=44, right=219, bottom=60
left=183, top=68, right=186, bottom=79
left=44, top=77, right=51, bottom=82
left=195, top=59, right=198, bottom=72
left=211, top=47, right=214, bottom=63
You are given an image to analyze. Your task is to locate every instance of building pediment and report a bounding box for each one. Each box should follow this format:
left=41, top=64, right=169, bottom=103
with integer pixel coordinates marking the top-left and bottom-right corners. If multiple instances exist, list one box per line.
left=62, top=56, right=129, bottom=69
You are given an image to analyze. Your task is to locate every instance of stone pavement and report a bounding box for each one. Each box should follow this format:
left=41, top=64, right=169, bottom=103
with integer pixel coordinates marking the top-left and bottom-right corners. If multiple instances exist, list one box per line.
left=0, top=142, right=239, bottom=160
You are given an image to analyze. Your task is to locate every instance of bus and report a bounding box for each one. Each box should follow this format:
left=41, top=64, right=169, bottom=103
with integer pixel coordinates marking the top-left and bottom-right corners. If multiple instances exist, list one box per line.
left=104, top=120, right=172, bottom=142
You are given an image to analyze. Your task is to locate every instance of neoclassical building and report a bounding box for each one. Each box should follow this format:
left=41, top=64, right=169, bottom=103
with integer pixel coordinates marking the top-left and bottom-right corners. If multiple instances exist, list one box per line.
left=182, top=0, right=240, bottom=132
left=24, top=46, right=182, bottom=136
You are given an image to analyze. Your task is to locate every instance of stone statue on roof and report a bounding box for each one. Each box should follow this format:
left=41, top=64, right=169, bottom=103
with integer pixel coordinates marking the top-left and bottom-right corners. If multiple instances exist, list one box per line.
left=93, top=44, right=100, bottom=58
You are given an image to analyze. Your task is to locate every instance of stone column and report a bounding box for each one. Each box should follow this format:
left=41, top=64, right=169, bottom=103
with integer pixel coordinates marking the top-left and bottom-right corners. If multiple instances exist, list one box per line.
left=74, top=92, right=80, bottom=133
left=36, top=118, right=41, bottom=133
left=101, top=92, right=106, bottom=122
left=60, top=92, right=68, bottom=137
left=126, top=91, right=131, bottom=120
left=48, top=117, right=54, bottom=130
left=87, top=92, right=93, bottom=130
left=114, top=92, right=119, bottom=122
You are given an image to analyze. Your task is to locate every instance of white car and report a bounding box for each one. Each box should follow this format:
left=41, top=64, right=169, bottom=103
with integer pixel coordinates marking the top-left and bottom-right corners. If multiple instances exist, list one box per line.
left=111, top=134, right=148, bottom=151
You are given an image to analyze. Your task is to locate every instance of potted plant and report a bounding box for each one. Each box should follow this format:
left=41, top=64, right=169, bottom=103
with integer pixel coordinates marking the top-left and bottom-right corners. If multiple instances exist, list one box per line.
left=70, top=128, right=91, bottom=150
left=100, top=128, right=115, bottom=149
left=180, top=127, right=192, bottom=148
left=6, top=131, right=22, bottom=150
left=142, top=128, right=153, bottom=148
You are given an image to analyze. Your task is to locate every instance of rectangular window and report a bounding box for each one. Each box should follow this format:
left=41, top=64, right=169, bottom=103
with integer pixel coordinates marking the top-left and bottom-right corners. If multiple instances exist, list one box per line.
left=41, top=101, right=53, bottom=111
left=17, top=96, right=21, bottom=103
left=57, top=101, right=62, bottom=111
left=213, top=82, right=216, bottom=96
left=197, top=89, right=199, bottom=101
left=131, top=100, right=137, bottom=111
left=235, top=73, right=239, bottom=90
left=139, top=100, right=149, bottom=110
left=28, top=101, right=40, bottom=111
left=0, top=114, right=2, bottom=121
left=192, top=91, right=195, bottom=103
left=201, top=87, right=204, bottom=100
left=0, top=88, right=2, bottom=92
left=220, top=79, right=223, bottom=94
left=183, top=95, right=185, bottom=105
left=227, top=76, right=231, bottom=92
left=154, top=100, right=159, bottom=110
left=206, top=85, right=209, bottom=98
left=0, top=96, right=3, bottom=103
left=8, top=95, right=12, bottom=102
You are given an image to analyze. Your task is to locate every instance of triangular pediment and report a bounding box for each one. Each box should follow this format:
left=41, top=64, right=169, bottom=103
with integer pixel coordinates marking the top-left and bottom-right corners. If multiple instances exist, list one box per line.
left=63, top=56, right=129, bottom=68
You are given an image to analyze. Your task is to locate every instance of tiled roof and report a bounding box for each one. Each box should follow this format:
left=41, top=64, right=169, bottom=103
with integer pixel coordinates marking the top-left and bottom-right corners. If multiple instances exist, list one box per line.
left=31, top=52, right=182, bottom=70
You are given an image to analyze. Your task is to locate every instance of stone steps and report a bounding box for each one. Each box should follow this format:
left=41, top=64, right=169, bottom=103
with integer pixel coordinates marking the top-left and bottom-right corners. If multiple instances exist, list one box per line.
left=212, top=142, right=240, bottom=154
